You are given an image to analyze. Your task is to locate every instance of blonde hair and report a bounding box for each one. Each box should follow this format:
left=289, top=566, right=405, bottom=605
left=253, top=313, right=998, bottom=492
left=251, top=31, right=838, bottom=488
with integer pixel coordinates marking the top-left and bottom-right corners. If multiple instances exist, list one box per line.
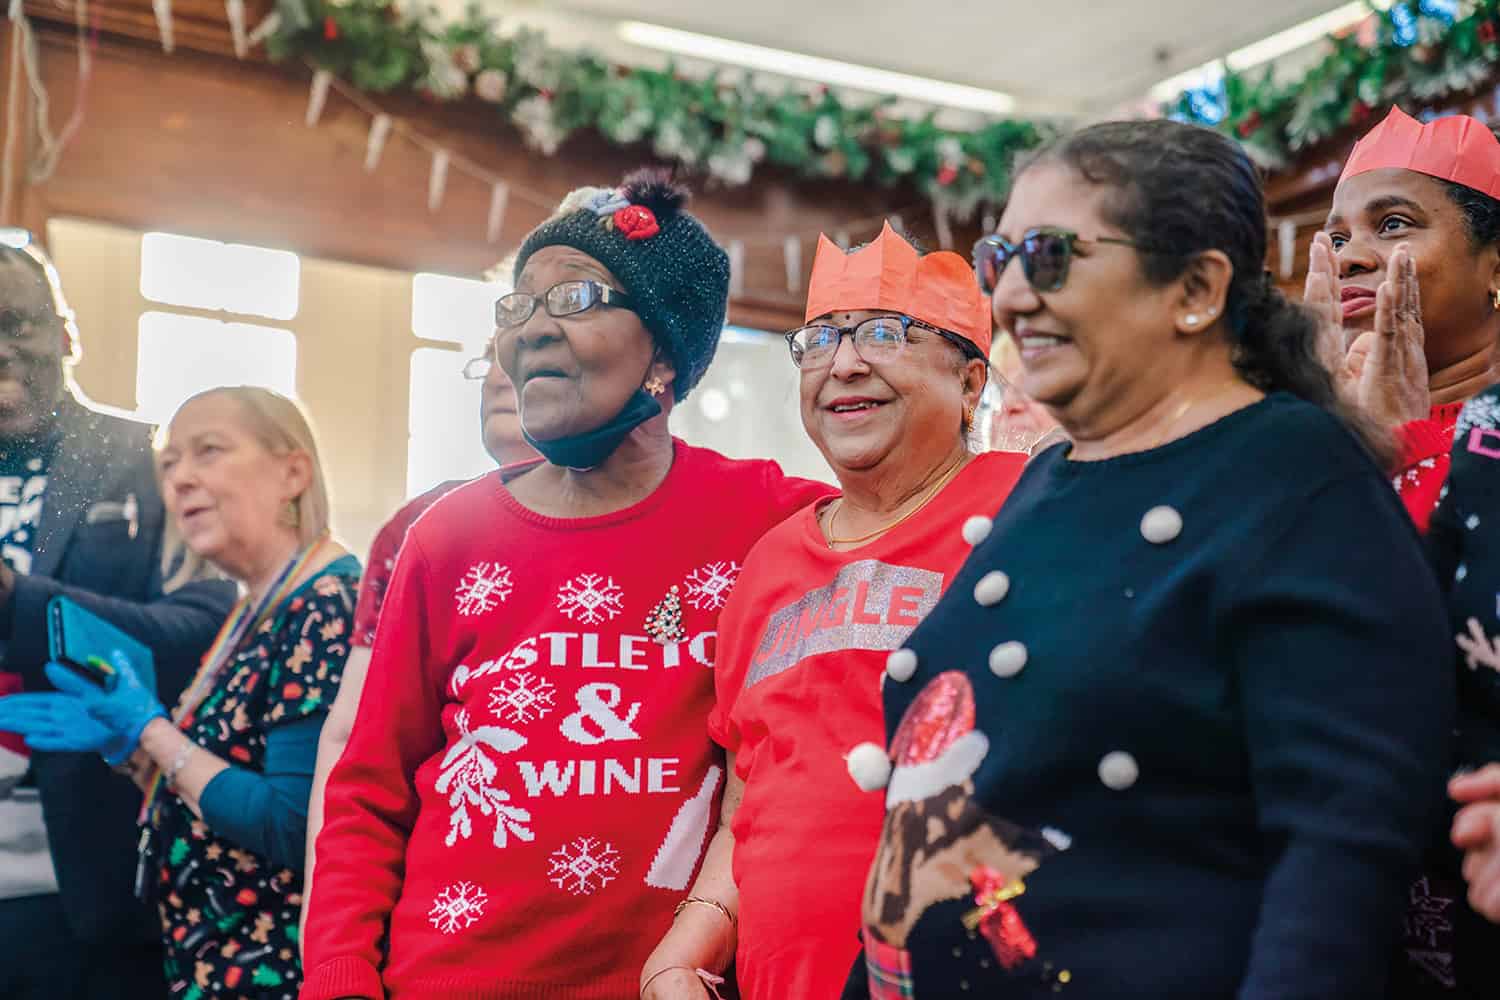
left=157, top=386, right=333, bottom=589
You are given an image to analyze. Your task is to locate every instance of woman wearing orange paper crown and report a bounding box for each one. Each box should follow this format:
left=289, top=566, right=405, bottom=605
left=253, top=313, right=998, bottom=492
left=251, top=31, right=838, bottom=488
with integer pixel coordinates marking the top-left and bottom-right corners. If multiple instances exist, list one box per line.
left=1306, top=107, right=1500, bottom=532
left=639, top=223, right=1027, bottom=1000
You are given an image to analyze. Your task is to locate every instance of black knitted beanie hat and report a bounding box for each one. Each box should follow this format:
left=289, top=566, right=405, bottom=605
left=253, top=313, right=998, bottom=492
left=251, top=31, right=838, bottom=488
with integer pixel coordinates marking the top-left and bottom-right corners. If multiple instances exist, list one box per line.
left=512, top=169, right=730, bottom=401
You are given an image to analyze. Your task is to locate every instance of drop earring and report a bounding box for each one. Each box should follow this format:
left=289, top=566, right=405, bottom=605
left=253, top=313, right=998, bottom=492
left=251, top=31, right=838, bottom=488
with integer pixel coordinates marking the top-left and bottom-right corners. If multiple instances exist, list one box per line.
left=1491, top=288, right=1500, bottom=311
left=643, top=376, right=666, bottom=397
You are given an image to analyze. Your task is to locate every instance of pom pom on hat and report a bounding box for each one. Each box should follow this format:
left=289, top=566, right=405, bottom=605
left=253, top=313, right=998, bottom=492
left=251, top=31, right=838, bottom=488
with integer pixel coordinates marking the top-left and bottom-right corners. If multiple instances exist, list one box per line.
left=847, top=742, right=893, bottom=792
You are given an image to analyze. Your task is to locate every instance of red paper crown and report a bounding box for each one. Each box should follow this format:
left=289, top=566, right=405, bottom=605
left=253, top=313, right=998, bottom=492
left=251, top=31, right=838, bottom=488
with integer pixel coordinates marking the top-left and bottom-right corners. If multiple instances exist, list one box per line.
left=805, top=222, right=993, bottom=356
left=1339, top=107, right=1500, bottom=200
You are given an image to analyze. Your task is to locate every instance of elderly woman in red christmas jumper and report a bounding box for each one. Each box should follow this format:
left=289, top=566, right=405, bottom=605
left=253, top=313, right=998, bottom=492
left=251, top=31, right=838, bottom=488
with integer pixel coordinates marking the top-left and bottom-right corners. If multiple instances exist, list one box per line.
left=298, top=170, right=828, bottom=1000
left=639, top=224, right=1028, bottom=1000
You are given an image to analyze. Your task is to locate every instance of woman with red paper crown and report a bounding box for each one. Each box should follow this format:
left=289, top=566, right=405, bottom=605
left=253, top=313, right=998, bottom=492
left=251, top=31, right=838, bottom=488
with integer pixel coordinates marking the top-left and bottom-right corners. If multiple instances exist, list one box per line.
left=297, top=169, right=829, bottom=1000
left=1307, top=107, right=1500, bottom=996
left=1306, top=107, right=1500, bottom=532
left=639, top=223, right=1028, bottom=1000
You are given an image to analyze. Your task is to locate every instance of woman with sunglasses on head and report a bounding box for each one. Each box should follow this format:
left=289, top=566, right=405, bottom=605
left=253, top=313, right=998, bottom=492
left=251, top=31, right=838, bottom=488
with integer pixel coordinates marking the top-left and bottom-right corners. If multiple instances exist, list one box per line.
left=842, top=119, right=1452, bottom=1000
left=639, top=224, right=1027, bottom=1000
left=300, top=170, right=829, bottom=1000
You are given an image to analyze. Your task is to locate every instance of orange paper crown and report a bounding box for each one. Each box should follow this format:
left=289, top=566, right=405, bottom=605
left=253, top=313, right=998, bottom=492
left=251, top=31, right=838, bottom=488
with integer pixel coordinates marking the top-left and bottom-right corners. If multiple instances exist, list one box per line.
left=805, top=222, right=992, bottom=356
left=1339, top=106, right=1500, bottom=200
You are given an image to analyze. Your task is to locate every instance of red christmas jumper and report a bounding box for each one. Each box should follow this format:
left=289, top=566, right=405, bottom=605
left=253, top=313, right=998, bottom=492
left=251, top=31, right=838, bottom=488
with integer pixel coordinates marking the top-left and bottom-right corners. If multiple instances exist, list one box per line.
left=1395, top=402, right=1465, bottom=532
left=301, top=441, right=829, bottom=1000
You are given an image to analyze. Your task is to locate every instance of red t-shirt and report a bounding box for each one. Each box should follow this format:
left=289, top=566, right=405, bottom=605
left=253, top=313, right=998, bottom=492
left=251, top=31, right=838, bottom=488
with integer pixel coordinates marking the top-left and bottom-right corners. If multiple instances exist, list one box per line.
left=301, top=442, right=829, bottom=1000
left=707, top=450, right=1028, bottom=1000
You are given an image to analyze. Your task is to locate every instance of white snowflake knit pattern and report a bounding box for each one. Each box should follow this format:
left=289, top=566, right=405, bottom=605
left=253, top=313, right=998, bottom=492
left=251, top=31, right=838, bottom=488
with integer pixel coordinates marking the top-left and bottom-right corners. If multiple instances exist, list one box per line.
left=547, top=836, right=621, bottom=896
left=455, top=562, right=513, bottom=616
left=435, top=709, right=534, bottom=849
left=682, top=560, right=741, bottom=611
left=489, top=672, right=557, bottom=726
left=1457, top=393, right=1500, bottom=441
left=428, top=881, right=489, bottom=934
left=556, top=573, right=625, bottom=625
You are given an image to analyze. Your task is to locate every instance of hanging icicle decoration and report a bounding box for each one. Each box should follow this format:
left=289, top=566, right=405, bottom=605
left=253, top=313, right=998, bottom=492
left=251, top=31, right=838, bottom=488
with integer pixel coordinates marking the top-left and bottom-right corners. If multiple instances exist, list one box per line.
left=727, top=240, right=745, bottom=298
left=151, top=0, right=175, bottom=52
left=487, top=182, right=510, bottom=243
left=305, top=69, right=332, bottom=127
left=226, top=0, right=248, bottom=58
left=428, top=149, right=451, bottom=213
left=363, top=113, right=392, bottom=172
left=783, top=235, right=802, bottom=294
left=1277, top=218, right=1297, bottom=280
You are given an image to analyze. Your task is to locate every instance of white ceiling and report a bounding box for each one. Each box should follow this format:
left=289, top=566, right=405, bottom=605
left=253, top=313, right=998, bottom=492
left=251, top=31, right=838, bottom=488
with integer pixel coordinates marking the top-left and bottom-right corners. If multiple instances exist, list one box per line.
left=499, top=0, right=1355, bottom=116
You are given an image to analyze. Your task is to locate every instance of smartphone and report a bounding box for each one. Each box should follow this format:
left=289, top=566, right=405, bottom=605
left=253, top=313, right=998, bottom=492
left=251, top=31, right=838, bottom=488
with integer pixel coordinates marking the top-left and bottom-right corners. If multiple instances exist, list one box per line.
left=46, top=596, right=155, bottom=692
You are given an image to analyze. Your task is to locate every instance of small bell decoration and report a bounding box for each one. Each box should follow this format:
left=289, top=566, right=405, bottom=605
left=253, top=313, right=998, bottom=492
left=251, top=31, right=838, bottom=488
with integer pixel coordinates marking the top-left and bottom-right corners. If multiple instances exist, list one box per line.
left=644, top=585, right=686, bottom=645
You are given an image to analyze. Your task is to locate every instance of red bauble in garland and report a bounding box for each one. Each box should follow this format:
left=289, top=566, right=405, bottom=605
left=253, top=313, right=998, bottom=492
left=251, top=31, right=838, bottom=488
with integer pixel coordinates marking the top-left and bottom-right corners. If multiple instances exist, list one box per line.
left=1480, top=20, right=1499, bottom=45
left=613, top=204, right=661, bottom=240
left=1236, top=110, right=1262, bottom=139
left=323, top=14, right=339, bottom=40
left=936, top=163, right=959, bottom=186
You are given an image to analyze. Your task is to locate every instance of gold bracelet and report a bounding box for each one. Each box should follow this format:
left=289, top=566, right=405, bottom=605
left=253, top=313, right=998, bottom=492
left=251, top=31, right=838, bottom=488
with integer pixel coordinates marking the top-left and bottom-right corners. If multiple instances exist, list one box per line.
left=674, top=895, right=735, bottom=928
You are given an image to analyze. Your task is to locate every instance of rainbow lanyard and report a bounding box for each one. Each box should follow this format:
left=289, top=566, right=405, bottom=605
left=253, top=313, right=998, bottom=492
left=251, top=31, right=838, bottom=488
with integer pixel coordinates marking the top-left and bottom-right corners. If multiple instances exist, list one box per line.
left=136, top=535, right=332, bottom=823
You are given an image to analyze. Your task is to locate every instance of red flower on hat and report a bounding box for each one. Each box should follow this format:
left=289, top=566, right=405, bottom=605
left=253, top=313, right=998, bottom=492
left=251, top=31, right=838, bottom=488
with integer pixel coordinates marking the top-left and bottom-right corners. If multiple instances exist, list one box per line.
left=613, top=204, right=660, bottom=241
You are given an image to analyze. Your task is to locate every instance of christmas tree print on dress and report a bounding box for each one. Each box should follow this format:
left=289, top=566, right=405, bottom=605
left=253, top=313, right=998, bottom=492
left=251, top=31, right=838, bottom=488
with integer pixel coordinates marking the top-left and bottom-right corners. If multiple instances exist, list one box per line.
left=682, top=560, right=741, bottom=611
left=556, top=572, right=626, bottom=624
left=548, top=836, right=621, bottom=896
left=435, top=709, right=534, bottom=848
left=454, top=562, right=513, bottom=616
left=428, top=881, right=489, bottom=935
left=489, top=671, right=558, bottom=725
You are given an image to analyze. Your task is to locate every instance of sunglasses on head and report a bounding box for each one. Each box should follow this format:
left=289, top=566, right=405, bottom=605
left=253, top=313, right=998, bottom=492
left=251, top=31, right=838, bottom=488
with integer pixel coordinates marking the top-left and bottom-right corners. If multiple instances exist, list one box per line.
left=972, top=227, right=1147, bottom=295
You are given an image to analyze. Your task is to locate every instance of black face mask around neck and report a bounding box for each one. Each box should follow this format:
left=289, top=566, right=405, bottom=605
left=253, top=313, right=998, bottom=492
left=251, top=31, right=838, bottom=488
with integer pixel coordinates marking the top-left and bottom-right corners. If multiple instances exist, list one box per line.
left=521, top=388, right=663, bottom=471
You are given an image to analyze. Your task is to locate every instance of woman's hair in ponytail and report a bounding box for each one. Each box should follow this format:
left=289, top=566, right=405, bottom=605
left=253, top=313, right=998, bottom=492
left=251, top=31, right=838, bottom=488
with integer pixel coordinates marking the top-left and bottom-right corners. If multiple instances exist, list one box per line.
left=1014, top=119, right=1393, bottom=467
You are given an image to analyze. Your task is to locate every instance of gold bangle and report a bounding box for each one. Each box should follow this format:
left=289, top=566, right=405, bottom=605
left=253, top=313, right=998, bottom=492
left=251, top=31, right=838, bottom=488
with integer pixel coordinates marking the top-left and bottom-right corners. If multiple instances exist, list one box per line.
left=674, top=895, right=735, bottom=928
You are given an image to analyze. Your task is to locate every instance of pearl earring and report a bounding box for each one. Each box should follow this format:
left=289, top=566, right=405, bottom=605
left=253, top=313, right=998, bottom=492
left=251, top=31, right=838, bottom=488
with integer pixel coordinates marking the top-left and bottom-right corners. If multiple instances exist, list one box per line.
left=1184, top=314, right=1200, bottom=327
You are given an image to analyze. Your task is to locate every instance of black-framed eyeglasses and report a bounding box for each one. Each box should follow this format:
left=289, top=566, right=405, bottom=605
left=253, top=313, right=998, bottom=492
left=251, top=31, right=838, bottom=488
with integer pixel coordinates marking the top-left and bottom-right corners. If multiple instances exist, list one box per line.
left=494, top=279, right=636, bottom=329
left=972, top=227, right=1146, bottom=295
left=785, top=314, right=982, bottom=370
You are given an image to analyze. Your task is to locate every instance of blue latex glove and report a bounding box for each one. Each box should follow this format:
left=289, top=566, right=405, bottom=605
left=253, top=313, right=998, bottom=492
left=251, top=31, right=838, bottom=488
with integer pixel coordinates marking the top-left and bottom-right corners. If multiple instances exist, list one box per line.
left=0, top=691, right=121, bottom=757
left=44, top=650, right=166, bottom=764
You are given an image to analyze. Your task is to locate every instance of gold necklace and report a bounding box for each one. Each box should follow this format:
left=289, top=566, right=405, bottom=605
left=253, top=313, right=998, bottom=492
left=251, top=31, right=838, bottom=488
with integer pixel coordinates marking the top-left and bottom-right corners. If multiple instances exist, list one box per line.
left=1147, top=379, right=1245, bottom=452
left=824, top=454, right=968, bottom=548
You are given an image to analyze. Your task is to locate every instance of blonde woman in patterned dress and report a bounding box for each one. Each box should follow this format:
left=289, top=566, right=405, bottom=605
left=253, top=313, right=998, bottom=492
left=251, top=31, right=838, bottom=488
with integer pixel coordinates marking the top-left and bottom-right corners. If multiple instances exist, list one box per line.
left=0, top=386, right=359, bottom=998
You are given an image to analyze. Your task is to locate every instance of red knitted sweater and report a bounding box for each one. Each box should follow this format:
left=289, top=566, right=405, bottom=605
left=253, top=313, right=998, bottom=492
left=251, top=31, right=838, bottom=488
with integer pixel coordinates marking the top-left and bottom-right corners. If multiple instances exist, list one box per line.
left=1395, top=401, right=1465, bottom=533
left=301, top=442, right=828, bottom=1000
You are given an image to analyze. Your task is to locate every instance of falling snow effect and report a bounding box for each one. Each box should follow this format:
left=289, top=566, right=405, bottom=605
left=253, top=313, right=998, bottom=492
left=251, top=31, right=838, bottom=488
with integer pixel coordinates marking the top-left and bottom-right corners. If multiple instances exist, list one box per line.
left=555, top=573, right=625, bottom=624
left=488, top=671, right=557, bottom=725
left=682, top=560, right=741, bottom=611
left=428, top=881, right=489, bottom=934
left=547, top=836, right=621, bottom=896
left=455, top=562, right=513, bottom=616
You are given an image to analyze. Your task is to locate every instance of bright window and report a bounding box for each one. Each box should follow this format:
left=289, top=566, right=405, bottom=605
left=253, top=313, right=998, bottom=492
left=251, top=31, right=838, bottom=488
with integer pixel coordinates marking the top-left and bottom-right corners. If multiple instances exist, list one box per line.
left=135, top=313, right=298, bottom=425
left=140, top=233, right=300, bottom=320
left=406, top=272, right=508, bottom=497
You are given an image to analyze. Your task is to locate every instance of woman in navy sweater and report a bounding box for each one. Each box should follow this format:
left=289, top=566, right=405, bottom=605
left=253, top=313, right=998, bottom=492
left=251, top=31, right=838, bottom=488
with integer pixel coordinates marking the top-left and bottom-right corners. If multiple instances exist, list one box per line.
left=844, top=119, right=1454, bottom=999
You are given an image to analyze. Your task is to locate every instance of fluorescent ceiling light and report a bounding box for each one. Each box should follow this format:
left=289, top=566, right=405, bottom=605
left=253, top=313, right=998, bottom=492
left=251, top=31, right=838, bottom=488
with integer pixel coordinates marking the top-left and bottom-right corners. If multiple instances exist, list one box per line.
left=618, top=21, right=1015, bottom=114
left=1149, top=0, right=1393, bottom=101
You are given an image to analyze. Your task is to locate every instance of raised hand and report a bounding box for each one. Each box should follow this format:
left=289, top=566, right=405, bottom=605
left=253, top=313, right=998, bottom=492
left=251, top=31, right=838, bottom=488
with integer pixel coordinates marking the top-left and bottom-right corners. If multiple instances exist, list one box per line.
left=1304, top=232, right=1349, bottom=385
left=1353, top=243, right=1430, bottom=426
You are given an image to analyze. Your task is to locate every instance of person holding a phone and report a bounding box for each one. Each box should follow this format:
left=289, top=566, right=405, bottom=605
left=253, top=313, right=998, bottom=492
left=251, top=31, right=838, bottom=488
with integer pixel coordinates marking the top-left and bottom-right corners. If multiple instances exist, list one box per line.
left=0, top=385, right=358, bottom=999
left=0, top=231, right=237, bottom=1000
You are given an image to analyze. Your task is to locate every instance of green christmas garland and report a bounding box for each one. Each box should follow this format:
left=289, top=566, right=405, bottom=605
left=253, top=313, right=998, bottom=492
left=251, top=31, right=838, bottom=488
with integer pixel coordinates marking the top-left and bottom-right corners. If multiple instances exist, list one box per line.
left=1169, top=0, right=1500, bottom=168
left=262, top=0, right=1500, bottom=212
